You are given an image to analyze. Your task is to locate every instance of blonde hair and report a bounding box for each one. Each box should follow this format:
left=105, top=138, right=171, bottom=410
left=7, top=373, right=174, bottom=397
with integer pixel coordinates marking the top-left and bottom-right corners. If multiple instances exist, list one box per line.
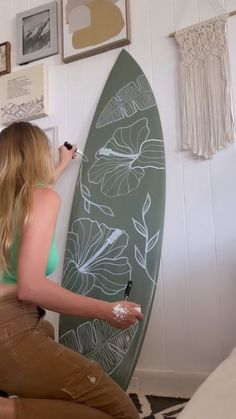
left=0, top=121, right=54, bottom=274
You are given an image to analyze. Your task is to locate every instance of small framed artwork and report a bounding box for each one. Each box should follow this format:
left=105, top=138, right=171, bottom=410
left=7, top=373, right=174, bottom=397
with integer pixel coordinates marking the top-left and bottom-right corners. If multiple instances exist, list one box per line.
left=62, top=0, right=131, bottom=63
left=0, top=42, right=11, bottom=76
left=0, top=63, right=48, bottom=125
left=44, top=126, right=59, bottom=165
left=16, top=1, right=58, bottom=65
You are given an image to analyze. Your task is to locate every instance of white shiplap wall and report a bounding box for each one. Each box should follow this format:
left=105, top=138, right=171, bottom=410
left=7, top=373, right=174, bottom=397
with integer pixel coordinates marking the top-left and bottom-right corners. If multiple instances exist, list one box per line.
left=1, top=0, right=236, bottom=397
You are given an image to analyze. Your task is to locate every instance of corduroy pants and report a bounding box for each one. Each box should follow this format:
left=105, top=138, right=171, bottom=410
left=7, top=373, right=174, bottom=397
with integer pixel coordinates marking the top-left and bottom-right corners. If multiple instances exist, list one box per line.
left=0, top=293, right=138, bottom=419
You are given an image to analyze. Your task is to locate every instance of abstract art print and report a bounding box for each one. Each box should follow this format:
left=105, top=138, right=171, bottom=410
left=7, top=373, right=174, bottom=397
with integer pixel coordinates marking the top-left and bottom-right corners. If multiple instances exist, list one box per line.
left=0, top=42, right=11, bottom=76
left=16, top=1, right=58, bottom=65
left=62, top=0, right=130, bottom=63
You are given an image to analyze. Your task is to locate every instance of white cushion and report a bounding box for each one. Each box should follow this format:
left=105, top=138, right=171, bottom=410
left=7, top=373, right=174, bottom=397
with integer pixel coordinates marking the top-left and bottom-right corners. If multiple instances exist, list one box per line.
left=178, top=347, right=236, bottom=419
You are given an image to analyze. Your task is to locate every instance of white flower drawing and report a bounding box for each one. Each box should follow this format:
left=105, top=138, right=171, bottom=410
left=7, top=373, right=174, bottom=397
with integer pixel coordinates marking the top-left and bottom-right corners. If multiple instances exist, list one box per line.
left=88, top=118, right=165, bottom=197
left=63, top=218, right=131, bottom=295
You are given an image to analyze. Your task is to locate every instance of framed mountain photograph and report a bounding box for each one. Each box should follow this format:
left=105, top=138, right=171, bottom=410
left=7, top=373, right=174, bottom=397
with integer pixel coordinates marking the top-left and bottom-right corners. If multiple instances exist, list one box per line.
left=16, top=1, right=58, bottom=65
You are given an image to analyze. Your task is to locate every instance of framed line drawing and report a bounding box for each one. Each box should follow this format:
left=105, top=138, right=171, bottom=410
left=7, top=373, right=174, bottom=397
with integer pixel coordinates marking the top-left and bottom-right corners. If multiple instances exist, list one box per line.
left=0, top=63, right=48, bottom=125
left=0, top=42, right=11, bottom=76
left=62, top=0, right=131, bottom=63
left=16, top=1, right=58, bottom=65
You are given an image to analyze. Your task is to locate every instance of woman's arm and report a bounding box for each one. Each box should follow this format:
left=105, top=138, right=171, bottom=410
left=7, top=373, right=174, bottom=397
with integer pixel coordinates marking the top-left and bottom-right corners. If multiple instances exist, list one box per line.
left=17, top=188, right=143, bottom=329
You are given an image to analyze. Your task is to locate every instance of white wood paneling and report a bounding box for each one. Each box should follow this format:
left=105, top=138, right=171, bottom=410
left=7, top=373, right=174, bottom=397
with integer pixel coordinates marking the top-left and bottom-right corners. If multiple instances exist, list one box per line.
left=173, top=0, right=198, bottom=30
left=1, top=0, right=236, bottom=395
left=0, top=0, right=12, bottom=41
left=198, top=0, right=227, bottom=18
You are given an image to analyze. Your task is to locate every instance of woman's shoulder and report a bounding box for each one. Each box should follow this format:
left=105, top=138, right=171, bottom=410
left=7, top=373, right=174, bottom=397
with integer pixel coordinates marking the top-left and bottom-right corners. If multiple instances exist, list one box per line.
left=33, top=186, right=61, bottom=213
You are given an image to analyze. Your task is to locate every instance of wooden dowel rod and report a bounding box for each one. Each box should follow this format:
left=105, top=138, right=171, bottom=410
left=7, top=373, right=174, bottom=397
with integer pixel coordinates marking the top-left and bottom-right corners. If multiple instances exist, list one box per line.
left=168, top=10, right=236, bottom=38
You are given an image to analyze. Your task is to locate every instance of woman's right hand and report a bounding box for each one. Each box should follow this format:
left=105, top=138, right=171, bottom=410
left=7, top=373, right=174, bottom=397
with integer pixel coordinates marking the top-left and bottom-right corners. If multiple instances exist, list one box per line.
left=53, top=144, right=77, bottom=183
left=58, top=143, right=77, bottom=167
left=104, top=301, right=144, bottom=329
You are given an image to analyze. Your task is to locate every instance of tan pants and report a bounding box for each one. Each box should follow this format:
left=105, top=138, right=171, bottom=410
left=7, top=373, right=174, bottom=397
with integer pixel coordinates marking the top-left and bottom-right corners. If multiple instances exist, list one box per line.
left=0, top=293, right=138, bottom=419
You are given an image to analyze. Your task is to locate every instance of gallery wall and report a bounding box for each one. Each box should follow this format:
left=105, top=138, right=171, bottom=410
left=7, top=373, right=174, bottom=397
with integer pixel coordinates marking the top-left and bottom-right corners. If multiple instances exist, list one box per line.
left=1, top=0, right=236, bottom=397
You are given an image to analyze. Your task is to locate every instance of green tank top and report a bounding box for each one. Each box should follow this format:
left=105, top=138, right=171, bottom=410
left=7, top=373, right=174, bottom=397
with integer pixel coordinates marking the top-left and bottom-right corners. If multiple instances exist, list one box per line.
left=2, top=236, right=58, bottom=284
left=2, top=184, right=58, bottom=284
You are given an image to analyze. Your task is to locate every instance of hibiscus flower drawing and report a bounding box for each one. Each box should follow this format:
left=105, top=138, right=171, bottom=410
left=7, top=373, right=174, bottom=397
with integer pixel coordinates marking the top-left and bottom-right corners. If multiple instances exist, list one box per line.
left=63, top=218, right=131, bottom=296
left=88, top=118, right=165, bottom=197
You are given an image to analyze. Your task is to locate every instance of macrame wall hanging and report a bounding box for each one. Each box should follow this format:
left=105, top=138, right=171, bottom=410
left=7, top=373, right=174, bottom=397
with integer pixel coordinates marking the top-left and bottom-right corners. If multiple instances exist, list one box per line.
left=169, top=12, right=236, bottom=158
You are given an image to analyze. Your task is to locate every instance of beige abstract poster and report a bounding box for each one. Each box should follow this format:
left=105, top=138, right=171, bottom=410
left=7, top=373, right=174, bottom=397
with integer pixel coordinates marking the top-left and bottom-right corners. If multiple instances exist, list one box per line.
left=62, top=0, right=130, bottom=63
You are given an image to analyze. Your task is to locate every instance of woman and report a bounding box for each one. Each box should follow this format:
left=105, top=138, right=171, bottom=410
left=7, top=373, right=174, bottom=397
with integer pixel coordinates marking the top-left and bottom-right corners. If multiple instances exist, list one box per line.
left=0, top=122, right=143, bottom=419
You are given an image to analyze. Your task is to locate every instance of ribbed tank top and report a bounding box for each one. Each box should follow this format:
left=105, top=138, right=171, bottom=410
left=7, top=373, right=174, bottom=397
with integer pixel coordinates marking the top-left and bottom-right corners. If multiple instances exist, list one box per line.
left=2, top=237, right=58, bottom=284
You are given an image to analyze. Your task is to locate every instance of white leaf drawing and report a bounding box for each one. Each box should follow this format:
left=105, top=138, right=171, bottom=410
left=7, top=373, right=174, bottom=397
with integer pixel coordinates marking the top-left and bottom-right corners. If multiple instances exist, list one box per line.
left=88, top=118, right=165, bottom=197
left=63, top=218, right=131, bottom=296
left=59, top=319, right=139, bottom=375
left=96, top=75, right=156, bottom=128
left=133, top=194, right=160, bottom=284
left=84, top=199, right=91, bottom=214
left=98, top=205, right=115, bottom=216
left=81, top=184, right=91, bottom=198
left=134, top=245, right=145, bottom=269
left=147, top=231, right=160, bottom=252
left=142, top=193, right=151, bottom=215
left=132, top=218, right=146, bottom=237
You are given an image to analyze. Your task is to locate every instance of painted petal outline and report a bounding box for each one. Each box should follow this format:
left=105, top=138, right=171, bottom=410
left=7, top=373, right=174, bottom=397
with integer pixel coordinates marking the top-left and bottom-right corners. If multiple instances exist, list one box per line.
left=62, top=218, right=131, bottom=296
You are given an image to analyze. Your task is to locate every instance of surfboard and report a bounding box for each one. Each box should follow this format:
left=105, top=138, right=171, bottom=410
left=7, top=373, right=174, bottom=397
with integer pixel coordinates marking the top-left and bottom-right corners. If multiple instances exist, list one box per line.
left=59, top=49, right=165, bottom=390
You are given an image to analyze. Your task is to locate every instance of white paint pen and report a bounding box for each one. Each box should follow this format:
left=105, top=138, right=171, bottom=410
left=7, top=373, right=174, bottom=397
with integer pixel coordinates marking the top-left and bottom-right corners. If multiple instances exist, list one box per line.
left=123, top=280, right=141, bottom=313
left=124, top=280, right=141, bottom=313
left=123, top=280, right=133, bottom=301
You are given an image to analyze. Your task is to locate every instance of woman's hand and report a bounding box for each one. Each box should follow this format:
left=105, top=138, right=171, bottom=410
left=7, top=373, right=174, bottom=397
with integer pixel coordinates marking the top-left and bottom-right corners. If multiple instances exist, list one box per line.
left=54, top=144, right=77, bottom=182
left=104, top=301, right=144, bottom=329
left=58, top=144, right=77, bottom=166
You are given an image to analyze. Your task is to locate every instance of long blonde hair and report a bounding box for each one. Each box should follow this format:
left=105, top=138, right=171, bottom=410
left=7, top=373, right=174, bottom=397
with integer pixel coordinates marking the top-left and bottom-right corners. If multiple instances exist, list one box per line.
left=0, top=121, right=54, bottom=274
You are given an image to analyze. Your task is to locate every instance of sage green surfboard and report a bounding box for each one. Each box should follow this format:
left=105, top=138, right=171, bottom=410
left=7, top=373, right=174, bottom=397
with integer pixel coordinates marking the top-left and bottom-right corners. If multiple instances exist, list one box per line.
left=59, top=49, right=165, bottom=390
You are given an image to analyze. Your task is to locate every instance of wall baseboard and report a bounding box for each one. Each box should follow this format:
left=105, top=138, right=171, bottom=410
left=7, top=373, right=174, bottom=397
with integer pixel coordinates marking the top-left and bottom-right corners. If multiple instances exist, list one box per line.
left=127, top=368, right=209, bottom=398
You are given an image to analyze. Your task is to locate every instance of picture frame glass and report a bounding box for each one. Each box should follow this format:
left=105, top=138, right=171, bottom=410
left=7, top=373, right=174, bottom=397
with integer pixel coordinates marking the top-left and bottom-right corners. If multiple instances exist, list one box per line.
left=23, top=10, right=51, bottom=55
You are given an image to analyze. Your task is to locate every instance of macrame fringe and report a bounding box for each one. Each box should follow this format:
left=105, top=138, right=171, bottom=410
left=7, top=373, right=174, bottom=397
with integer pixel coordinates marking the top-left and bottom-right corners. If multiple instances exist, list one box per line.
left=175, top=14, right=235, bottom=158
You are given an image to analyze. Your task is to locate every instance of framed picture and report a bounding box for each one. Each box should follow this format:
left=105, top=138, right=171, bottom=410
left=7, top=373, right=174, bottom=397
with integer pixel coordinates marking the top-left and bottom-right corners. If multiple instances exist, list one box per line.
left=0, top=63, right=48, bottom=125
left=0, top=42, right=11, bottom=75
left=16, top=1, right=58, bottom=65
left=62, top=0, right=130, bottom=63
left=44, top=126, right=59, bottom=165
